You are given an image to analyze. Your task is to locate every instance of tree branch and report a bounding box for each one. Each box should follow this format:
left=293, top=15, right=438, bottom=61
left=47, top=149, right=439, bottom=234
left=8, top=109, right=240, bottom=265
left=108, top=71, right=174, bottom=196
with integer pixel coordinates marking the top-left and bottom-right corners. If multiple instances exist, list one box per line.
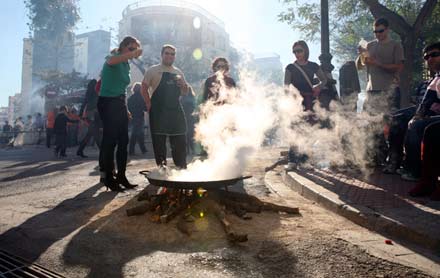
left=413, top=0, right=438, bottom=35
left=361, top=0, right=412, bottom=36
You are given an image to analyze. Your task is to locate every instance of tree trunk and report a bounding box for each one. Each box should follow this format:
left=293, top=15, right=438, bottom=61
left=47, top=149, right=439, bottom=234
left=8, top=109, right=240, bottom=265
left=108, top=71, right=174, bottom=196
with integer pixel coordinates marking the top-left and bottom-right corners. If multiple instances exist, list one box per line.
left=362, top=0, right=438, bottom=108
left=400, top=35, right=418, bottom=108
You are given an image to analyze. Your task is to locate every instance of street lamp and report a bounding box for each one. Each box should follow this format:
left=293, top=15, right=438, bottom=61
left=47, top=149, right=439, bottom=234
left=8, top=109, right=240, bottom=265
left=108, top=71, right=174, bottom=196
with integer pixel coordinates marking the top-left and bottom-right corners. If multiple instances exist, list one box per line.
left=319, top=0, right=333, bottom=73
left=319, top=0, right=337, bottom=108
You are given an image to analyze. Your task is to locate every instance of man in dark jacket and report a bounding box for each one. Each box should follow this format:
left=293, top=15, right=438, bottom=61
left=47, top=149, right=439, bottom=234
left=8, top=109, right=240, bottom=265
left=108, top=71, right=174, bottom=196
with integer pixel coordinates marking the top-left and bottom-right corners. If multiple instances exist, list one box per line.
left=128, top=82, right=147, bottom=155
left=54, top=106, right=79, bottom=157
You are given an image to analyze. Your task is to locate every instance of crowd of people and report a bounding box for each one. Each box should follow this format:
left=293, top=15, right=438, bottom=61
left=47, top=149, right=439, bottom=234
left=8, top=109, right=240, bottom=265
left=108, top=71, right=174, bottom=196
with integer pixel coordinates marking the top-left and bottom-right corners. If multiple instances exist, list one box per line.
left=2, top=16, right=439, bottom=200
left=1, top=113, right=44, bottom=146
left=283, top=17, right=440, bottom=201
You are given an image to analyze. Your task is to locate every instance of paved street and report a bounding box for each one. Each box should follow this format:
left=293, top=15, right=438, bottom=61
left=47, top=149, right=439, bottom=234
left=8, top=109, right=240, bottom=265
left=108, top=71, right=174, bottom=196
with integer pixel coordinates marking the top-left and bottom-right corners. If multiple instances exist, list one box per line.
left=0, top=145, right=439, bottom=277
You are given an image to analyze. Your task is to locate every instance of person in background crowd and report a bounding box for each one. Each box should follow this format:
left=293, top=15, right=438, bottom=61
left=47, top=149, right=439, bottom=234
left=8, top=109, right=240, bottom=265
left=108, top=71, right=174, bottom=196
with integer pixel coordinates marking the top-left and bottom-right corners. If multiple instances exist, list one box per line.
left=141, top=44, right=189, bottom=169
left=54, top=106, right=79, bottom=158
left=98, top=36, right=142, bottom=191
left=12, top=117, right=24, bottom=147
left=181, top=86, right=196, bottom=155
left=383, top=68, right=435, bottom=174
left=284, top=40, right=327, bottom=171
left=400, top=42, right=440, bottom=181
left=356, top=17, right=404, bottom=113
left=202, top=57, right=236, bottom=104
left=23, top=115, right=33, bottom=145
left=127, top=82, right=148, bottom=156
left=67, top=107, right=80, bottom=147
left=2, top=121, right=12, bottom=144
left=77, top=79, right=102, bottom=158
left=34, top=113, right=44, bottom=145
left=409, top=121, right=440, bottom=200
left=46, top=108, right=56, bottom=148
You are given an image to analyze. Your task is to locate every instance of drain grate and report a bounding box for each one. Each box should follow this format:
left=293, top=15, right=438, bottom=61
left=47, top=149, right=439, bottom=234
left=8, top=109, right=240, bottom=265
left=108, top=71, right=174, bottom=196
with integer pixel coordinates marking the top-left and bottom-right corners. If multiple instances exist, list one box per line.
left=0, top=249, right=65, bottom=278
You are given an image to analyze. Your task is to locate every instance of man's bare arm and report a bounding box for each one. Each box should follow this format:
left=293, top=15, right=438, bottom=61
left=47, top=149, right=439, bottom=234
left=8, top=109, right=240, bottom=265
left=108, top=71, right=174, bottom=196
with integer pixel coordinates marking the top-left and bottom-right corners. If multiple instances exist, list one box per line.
left=141, top=81, right=151, bottom=112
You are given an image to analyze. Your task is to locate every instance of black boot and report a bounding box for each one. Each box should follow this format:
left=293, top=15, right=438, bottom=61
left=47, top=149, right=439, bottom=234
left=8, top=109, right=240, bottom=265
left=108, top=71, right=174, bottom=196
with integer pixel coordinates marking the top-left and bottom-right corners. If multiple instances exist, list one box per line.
left=116, top=175, right=138, bottom=189
left=104, top=176, right=124, bottom=192
left=77, top=150, right=88, bottom=158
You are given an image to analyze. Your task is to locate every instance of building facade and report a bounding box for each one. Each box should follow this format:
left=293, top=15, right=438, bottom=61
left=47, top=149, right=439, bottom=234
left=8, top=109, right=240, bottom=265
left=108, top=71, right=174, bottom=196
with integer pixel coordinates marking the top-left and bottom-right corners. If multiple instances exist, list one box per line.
left=118, top=0, right=234, bottom=86
left=74, top=30, right=111, bottom=79
left=253, top=53, right=284, bottom=86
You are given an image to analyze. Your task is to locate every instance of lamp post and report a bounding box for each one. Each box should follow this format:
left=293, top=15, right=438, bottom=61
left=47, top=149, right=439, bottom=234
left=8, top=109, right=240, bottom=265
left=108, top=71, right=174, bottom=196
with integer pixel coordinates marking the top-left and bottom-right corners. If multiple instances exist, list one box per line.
left=319, top=0, right=333, bottom=73
left=319, top=0, right=337, bottom=107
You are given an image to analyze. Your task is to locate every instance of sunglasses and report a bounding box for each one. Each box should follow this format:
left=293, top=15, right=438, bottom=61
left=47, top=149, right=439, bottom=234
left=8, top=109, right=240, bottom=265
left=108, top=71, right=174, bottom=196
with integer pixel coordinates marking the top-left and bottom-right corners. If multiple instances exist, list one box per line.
left=373, top=29, right=386, bottom=34
left=424, top=51, right=440, bottom=60
left=215, top=63, right=227, bottom=68
left=293, top=48, right=304, bottom=54
left=164, top=52, right=175, bottom=56
left=128, top=47, right=137, bottom=51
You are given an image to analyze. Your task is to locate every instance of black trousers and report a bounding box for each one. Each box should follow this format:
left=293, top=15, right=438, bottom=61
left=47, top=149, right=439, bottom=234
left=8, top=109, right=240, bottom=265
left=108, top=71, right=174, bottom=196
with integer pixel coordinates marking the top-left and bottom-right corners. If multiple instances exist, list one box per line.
left=386, top=106, right=417, bottom=166
left=129, top=118, right=147, bottom=154
left=46, top=128, right=54, bottom=148
left=151, top=134, right=187, bottom=168
left=55, top=133, right=67, bottom=155
left=77, top=118, right=102, bottom=154
left=97, top=97, right=129, bottom=178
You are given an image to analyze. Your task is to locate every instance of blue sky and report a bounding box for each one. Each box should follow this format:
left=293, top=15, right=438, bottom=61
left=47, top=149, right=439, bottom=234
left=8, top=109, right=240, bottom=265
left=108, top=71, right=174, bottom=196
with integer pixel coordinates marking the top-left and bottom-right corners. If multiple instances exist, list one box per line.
left=0, top=0, right=322, bottom=107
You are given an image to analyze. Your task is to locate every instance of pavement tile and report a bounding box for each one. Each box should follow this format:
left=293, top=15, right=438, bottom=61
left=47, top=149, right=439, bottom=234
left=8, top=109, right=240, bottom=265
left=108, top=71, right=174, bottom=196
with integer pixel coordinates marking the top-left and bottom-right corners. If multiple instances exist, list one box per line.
left=284, top=168, right=440, bottom=252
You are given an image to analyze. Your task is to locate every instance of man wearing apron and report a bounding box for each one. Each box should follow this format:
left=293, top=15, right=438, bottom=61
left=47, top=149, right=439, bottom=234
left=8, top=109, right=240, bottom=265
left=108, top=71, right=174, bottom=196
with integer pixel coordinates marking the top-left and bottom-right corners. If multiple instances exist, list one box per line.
left=141, top=44, right=189, bottom=168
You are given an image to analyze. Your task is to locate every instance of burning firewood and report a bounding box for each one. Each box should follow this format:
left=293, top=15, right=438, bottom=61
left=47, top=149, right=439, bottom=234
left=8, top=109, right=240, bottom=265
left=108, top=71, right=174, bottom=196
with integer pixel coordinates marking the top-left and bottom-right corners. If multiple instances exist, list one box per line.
left=127, top=183, right=299, bottom=243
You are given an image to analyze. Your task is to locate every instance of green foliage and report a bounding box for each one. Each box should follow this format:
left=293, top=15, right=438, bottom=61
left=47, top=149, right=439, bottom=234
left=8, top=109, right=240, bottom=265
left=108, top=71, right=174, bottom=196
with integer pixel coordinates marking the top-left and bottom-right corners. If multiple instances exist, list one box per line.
left=36, top=70, right=88, bottom=96
left=24, top=0, right=80, bottom=37
left=278, top=0, right=439, bottom=63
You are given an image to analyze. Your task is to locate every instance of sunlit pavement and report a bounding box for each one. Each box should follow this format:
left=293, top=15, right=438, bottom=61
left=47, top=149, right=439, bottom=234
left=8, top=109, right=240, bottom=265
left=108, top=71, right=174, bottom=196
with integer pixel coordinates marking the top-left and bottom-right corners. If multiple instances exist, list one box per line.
left=284, top=167, right=440, bottom=252
left=0, top=145, right=439, bottom=277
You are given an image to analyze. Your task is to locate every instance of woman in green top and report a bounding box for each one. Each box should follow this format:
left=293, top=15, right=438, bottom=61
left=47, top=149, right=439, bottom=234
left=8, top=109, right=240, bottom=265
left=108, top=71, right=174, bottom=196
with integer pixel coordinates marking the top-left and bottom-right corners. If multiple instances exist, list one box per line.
left=97, top=36, right=142, bottom=192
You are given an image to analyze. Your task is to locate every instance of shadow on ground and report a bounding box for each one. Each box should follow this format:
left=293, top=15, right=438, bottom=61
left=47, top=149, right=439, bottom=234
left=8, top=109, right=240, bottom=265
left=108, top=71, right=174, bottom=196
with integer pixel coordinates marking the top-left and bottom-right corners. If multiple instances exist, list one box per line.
left=0, top=184, right=117, bottom=263
left=61, top=185, right=301, bottom=278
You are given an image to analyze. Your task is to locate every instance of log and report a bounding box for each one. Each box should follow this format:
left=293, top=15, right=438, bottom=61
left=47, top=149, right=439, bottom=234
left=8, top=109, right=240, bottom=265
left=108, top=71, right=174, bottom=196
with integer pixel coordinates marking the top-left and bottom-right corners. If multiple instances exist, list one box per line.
left=212, top=190, right=299, bottom=215
left=208, top=200, right=248, bottom=243
left=137, top=190, right=150, bottom=201
left=126, top=201, right=153, bottom=216
left=262, top=202, right=299, bottom=214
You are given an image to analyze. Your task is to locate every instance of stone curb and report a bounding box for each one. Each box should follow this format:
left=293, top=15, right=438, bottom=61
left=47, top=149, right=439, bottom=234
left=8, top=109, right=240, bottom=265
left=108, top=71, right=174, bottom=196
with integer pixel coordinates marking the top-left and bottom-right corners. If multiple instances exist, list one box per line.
left=282, top=170, right=440, bottom=253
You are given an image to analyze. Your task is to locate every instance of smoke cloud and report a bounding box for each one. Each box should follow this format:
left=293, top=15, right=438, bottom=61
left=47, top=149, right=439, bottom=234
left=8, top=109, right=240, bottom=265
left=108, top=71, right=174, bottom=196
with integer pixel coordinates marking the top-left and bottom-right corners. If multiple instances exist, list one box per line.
left=150, top=67, right=385, bottom=181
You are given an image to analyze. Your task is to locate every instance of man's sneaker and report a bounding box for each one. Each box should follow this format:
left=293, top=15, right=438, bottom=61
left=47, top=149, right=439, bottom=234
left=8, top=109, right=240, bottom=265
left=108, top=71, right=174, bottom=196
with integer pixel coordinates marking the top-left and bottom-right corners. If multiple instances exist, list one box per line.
left=408, top=182, right=435, bottom=197
left=401, top=172, right=420, bottom=182
left=284, top=162, right=297, bottom=172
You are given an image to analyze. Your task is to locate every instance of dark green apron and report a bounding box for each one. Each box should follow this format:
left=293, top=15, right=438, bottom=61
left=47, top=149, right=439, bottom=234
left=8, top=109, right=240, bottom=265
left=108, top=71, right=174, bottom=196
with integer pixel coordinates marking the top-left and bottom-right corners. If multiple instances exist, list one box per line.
left=149, top=72, right=187, bottom=135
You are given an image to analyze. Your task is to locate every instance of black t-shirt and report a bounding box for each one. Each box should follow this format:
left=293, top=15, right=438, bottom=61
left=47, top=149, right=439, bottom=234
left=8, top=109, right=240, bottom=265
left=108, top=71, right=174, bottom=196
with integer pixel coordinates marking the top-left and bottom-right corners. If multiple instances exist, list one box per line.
left=203, top=74, right=236, bottom=102
left=285, top=62, right=320, bottom=93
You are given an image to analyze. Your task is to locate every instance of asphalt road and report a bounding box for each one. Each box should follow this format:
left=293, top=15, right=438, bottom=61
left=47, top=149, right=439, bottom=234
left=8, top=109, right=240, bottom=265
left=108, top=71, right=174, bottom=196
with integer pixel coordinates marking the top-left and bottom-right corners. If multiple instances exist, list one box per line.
left=0, top=145, right=438, bottom=278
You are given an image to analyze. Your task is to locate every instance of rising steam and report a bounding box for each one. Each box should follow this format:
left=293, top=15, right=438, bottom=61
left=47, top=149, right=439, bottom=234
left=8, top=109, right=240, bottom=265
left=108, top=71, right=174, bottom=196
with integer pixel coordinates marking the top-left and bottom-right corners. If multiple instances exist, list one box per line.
left=150, top=67, right=385, bottom=181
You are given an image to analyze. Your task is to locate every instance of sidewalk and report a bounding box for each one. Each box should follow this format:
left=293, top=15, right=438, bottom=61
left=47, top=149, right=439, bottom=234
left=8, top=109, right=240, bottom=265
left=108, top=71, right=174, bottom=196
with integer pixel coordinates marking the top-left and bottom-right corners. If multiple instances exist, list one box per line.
left=283, top=167, right=440, bottom=252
